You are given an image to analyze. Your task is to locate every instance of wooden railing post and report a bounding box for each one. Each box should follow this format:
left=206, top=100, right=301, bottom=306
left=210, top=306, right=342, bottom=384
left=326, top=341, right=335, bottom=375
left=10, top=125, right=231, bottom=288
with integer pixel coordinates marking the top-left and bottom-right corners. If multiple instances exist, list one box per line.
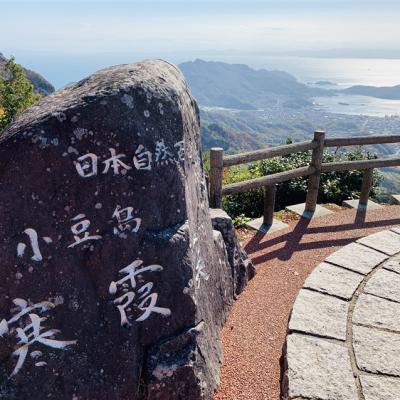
left=263, top=184, right=277, bottom=226
left=305, top=130, right=325, bottom=213
left=209, top=147, right=224, bottom=208
left=359, top=168, right=374, bottom=206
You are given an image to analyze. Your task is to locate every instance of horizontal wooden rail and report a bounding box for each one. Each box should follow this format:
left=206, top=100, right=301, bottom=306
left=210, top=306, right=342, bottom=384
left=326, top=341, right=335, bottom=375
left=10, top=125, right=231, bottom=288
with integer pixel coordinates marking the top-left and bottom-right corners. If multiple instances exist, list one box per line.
left=325, top=134, right=400, bottom=147
left=223, top=140, right=315, bottom=167
left=222, top=166, right=315, bottom=196
left=209, top=130, right=400, bottom=220
left=321, top=157, right=400, bottom=173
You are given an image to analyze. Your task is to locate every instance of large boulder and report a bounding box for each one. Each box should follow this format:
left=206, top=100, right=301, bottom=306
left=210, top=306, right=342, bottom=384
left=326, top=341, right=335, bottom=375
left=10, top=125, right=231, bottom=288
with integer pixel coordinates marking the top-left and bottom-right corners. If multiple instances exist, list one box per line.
left=0, top=60, right=241, bottom=399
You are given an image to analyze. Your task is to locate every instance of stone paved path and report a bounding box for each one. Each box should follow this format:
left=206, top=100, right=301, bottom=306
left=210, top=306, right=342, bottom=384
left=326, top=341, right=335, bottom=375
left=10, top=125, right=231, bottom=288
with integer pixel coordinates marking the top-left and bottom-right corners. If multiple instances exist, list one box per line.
left=283, top=226, right=400, bottom=400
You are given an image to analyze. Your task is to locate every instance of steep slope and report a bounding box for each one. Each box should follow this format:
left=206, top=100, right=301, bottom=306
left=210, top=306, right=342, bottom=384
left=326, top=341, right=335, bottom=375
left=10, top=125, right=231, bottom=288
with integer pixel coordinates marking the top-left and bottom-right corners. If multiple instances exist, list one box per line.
left=200, top=121, right=265, bottom=152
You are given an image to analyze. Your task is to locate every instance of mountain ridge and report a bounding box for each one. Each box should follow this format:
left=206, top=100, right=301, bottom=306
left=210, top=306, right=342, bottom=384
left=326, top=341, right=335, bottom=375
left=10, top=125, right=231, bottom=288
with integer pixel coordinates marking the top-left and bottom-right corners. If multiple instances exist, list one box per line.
left=343, top=84, right=400, bottom=100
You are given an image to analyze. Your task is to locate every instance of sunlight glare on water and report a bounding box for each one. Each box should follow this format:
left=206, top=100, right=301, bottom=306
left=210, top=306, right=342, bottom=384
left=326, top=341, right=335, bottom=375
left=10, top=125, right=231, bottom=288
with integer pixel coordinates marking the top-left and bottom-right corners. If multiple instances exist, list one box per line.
left=211, top=55, right=400, bottom=88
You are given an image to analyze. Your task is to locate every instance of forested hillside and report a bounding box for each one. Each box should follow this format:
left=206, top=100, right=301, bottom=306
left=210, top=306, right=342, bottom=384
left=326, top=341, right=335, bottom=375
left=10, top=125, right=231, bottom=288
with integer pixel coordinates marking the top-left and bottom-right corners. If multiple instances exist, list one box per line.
left=0, top=52, right=54, bottom=95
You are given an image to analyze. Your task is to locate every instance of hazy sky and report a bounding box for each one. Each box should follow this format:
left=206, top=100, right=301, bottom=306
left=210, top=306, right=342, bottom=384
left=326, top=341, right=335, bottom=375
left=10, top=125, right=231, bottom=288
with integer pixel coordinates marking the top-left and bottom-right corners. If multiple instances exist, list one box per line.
left=1, top=0, right=399, bottom=87
left=2, top=0, right=400, bottom=55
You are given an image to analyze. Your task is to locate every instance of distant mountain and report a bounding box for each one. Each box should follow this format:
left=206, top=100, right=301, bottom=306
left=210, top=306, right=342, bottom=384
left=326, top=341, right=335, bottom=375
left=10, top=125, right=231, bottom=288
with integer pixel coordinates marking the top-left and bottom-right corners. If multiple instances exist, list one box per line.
left=0, top=52, right=54, bottom=95
left=344, top=84, right=400, bottom=100
left=179, top=59, right=325, bottom=110
left=179, top=59, right=332, bottom=151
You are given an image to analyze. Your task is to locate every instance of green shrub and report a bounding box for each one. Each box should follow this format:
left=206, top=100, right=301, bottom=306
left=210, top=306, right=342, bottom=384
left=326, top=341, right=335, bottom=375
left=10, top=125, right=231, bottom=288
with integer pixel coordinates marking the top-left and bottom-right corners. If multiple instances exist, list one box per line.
left=221, top=145, right=382, bottom=219
left=222, top=164, right=264, bottom=219
left=231, top=214, right=252, bottom=228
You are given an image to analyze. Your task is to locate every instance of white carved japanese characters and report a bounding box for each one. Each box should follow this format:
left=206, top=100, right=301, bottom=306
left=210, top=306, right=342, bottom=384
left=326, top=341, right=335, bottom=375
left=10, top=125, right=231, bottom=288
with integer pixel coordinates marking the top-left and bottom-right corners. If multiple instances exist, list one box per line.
left=0, top=299, right=76, bottom=377
left=68, top=214, right=102, bottom=248
left=109, top=260, right=171, bottom=327
left=74, top=139, right=184, bottom=179
left=102, top=148, right=132, bottom=175
left=113, top=206, right=141, bottom=238
left=17, top=228, right=52, bottom=262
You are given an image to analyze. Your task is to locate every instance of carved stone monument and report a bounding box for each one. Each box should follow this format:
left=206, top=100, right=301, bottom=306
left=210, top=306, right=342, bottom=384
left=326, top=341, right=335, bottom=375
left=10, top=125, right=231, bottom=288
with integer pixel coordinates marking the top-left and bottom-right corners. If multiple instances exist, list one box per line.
left=0, top=60, right=253, bottom=399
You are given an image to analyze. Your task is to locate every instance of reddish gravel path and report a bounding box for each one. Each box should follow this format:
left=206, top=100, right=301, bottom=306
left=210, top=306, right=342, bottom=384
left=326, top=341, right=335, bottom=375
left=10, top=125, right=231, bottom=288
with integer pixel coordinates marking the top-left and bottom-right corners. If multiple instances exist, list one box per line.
left=213, top=205, right=400, bottom=400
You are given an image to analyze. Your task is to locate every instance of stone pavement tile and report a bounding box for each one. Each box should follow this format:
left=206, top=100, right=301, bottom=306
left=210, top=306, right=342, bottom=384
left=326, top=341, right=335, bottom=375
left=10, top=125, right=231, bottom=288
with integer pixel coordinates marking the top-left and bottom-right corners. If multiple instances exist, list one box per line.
left=304, top=262, right=364, bottom=300
left=390, top=195, right=400, bottom=205
left=289, top=289, right=349, bottom=341
left=382, top=254, right=400, bottom=275
left=391, top=225, right=400, bottom=233
left=285, top=333, right=358, bottom=399
left=353, top=325, right=400, bottom=376
left=285, top=203, right=333, bottom=219
left=364, top=269, right=400, bottom=303
left=325, top=242, right=388, bottom=275
left=342, top=199, right=382, bottom=210
left=360, top=374, right=400, bottom=400
left=357, top=230, right=400, bottom=256
left=353, top=293, right=400, bottom=333
left=245, top=217, right=289, bottom=234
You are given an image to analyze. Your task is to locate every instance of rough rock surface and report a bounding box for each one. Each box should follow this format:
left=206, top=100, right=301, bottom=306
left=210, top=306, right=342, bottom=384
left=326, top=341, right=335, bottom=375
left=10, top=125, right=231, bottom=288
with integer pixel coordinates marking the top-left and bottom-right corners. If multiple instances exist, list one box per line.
left=288, top=289, right=349, bottom=341
left=361, top=375, right=400, bottom=400
left=303, top=261, right=364, bottom=300
left=353, top=293, right=400, bottom=332
left=0, top=60, right=241, bottom=399
left=353, top=325, right=400, bottom=377
left=325, top=242, right=388, bottom=275
left=357, top=230, right=400, bottom=255
left=282, top=334, right=358, bottom=399
left=210, top=208, right=255, bottom=296
left=382, top=253, right=400, bottom=274
left=364, top=268, right=400, bottom=302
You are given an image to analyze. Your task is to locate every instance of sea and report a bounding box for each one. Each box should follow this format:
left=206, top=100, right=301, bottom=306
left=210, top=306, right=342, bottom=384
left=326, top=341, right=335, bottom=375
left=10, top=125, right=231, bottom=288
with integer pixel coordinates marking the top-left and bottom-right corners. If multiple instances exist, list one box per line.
left=16, top=53, right=400, bottom=118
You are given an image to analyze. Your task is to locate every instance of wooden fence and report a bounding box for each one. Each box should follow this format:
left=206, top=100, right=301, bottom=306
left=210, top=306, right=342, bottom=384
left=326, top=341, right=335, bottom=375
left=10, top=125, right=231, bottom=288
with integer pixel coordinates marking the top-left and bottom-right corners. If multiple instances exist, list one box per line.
left=209, top=131, right=400, bottom=225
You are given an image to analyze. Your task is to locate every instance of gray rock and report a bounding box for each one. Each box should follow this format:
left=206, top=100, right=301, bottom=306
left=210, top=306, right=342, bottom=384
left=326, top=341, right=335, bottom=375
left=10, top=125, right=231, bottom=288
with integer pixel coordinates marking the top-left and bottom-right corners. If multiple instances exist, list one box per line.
left=288, top=289, right=349, bottom=341
left=146, top=231, right=230, bottom=399
left=146, top=320, right=220, bottom=400
left=364, top=268, right=400, bottom=303
left=353, top=293, right=400, bottom=333
left=144, top=230, right=233, bottom=400
left=282, top=333, right=358, bottom=399
left=353, top=325, right=400, bottom=376
left=361, top=374, right=400, bottom=400
left=325, top=242, right=388, bottom=275
left=382, top=253, right=400, bottom=274
left=357, top=230, right=400, bottom=256
left=0, top=60, right=236, bottom=399
left=210, top=208, right=255, bottom=296
left=304, top=262, right=364, bottom=300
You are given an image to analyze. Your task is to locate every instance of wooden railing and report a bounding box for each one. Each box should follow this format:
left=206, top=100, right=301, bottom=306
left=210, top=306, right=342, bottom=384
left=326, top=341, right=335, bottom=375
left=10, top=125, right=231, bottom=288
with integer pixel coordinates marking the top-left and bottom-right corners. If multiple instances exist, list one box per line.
left=209, top=131, right=400, bottom=225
